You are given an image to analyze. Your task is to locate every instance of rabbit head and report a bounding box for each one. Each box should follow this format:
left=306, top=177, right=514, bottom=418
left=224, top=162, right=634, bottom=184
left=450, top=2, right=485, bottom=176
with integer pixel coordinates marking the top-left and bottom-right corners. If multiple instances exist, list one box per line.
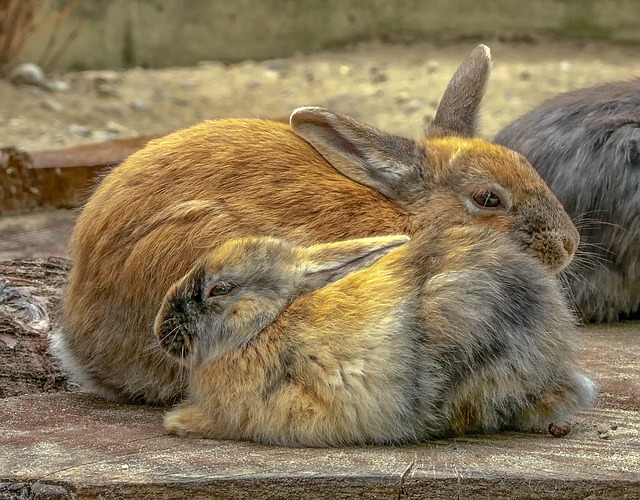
left=290, top=46, right=579, bottom=273
left=154, top=235, right=409, bottom=364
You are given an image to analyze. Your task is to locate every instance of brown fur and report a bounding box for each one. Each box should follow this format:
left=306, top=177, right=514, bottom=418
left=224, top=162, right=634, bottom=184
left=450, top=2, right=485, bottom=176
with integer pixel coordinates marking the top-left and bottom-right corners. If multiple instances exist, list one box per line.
left=55, top=45, right=579, bottom=405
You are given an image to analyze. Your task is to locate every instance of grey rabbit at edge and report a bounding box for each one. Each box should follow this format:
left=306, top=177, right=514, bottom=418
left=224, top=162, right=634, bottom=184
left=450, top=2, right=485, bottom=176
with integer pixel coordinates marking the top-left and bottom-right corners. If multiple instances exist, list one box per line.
left=496, top=79, right=640, bottom=322
left=155, top=219, right=596, bottom=446
left=55, top=45, right=580, bottom=405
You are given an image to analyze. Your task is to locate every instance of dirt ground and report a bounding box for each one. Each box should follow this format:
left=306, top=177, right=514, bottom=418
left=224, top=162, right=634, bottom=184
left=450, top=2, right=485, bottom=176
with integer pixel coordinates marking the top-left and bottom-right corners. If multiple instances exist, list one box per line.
left=2, top=36, right=640, bottom=154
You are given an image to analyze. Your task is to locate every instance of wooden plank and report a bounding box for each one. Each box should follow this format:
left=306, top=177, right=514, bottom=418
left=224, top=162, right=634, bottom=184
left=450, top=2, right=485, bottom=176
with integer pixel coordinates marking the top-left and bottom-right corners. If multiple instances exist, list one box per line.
left=28, top=136, right=160, bottom=170
left=1, top=324, right=638, bottom=499
left=0, top=136, right=157, bottom=214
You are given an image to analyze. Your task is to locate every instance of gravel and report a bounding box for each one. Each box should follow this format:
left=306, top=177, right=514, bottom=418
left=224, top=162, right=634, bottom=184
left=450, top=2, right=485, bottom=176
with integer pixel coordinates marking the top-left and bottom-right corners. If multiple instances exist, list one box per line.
left=1, top=37, right=640, bottom=152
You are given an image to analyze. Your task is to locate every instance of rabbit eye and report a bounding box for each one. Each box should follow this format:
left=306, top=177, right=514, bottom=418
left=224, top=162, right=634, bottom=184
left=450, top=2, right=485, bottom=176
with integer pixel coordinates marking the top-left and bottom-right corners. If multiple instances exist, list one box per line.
left=207, top=281, right=234, bottom=297
left=473, top=192, right=502, bottom=209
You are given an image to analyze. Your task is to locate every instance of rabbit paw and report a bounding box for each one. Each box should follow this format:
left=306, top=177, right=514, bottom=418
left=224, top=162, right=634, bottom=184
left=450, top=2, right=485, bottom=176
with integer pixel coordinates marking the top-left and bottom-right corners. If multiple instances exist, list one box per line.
left=517, top=371, right=597, bottom=431
left=163, top=400, right=209, bottom=438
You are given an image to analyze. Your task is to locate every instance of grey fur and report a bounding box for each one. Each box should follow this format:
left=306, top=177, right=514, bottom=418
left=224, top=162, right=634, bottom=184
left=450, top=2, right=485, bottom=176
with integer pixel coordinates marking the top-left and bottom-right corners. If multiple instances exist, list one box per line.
left=496, top=79, right=640, bottom=322
left=431, top=44, right=492, bottom=137
left=158, top=225, right=596, bottom=445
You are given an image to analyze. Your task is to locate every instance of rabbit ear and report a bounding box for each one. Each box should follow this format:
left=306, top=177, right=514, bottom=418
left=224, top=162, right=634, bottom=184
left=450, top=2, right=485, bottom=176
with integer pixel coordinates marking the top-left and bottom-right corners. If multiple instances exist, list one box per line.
left=290, top=106, right=427, bottom=202
left=297, top=235, right=409, bottom=293
left=429, top=44, right=492, bottom=138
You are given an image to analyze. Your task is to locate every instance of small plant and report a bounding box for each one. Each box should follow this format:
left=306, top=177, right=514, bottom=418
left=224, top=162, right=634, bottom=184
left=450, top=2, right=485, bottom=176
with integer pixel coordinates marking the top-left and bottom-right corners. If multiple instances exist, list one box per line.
left=0, top=0, right=88, bottom=76
left=0, top=0, right=38, bottom=76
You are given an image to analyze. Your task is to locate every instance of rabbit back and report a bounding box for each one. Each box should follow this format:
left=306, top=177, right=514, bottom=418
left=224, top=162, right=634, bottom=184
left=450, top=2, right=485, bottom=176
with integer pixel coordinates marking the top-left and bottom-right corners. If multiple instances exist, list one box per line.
left=167, top=259, right=443, bottom=445
left=58, top=45, right=582, bottom=405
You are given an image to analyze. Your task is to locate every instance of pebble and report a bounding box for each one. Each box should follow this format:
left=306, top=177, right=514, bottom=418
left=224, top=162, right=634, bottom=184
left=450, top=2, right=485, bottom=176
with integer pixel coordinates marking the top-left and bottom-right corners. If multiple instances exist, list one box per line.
left=518, top=69, right=531, bottom=81
left=548, top=420, right=572, bottom=437
left=52, top=133, right=67, bottom=144
left=404, top=99, right=422, bottom=114
left=84, top=70, right=122, bottom=84
left=96, top=84, right=122, bottom=97
left=104, top=121, right=128, bottom=134
left=25, top=85, right=44, bottom=97
left=263, top=59, right=290, bottom=76
left=172, top=97, right=189, bottom=107
left=152, top=88, right=165, bottom=101
left=44, top=80, right=70, bottom=92
left=196, top=60, right=226, bottom=71
left=394, top=92, right=411, bottom=105
left=263, top=69, right=280, bottom=81
left=91, top=130, right=116, bottom=141
left=8, top=62, right=45, bottom=86
left=68, top=124, right=93, bottom=137
left=596, top=423, right=616, bottom=439
left=370, top=67, right=387, bottom=83
left=303, top=68, right=315, bottom=83
left=130, top=100, right=145, bottom=111
left=426, top=60, right=439, bottom=74
left=41, top=100, right=64, bottom=113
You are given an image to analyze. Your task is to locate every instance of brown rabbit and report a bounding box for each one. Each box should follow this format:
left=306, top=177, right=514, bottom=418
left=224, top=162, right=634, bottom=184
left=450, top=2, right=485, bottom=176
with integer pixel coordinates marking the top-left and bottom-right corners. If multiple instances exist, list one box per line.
left=156, top=225, right=595, bottom=446
left=55, top=45, right=579, bottom=405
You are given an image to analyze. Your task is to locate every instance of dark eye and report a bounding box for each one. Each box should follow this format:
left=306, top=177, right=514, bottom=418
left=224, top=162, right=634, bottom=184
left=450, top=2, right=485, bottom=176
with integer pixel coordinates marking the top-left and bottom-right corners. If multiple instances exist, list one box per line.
left=473, top=192, right=502, bottom=209
left=207, top=281, right=234, bottom=298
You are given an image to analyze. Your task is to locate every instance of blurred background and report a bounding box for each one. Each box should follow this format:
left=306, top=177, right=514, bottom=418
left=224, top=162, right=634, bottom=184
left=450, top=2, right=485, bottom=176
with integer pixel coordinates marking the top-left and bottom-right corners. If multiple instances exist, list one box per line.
left=1, top=0, right=640, bottom=259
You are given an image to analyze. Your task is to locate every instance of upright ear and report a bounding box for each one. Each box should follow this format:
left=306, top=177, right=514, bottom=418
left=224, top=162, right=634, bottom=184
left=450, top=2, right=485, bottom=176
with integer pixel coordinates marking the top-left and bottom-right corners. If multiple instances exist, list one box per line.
left=290, top=106, right=428, bottom=202
left=296, top=235, right=410, bottom=293
left=429, top=44, right=492, bottom=138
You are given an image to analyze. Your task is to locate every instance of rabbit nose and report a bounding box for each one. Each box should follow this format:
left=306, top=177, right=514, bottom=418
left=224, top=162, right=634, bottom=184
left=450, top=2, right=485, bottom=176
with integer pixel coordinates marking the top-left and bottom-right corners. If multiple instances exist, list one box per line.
left=563, top=227, right=580, bottom=259
left=172, top=297, right=186, bottom=315
left=564, top=237, right=576, bottom=258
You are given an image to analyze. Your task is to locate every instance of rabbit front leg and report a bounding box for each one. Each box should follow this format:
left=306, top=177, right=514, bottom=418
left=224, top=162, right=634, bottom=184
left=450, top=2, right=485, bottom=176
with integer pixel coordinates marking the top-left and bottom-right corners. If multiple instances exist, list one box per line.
left=163, top=377, right=353, bottom=446
left=164, top=399, right=218, bottom=438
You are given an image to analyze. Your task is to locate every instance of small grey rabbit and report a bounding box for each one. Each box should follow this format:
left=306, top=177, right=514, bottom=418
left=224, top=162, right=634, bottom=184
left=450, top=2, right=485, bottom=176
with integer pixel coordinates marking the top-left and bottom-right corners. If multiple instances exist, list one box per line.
left=496, top=79, right=640, bottom=322
left=156, top=221, right=596, bottom=446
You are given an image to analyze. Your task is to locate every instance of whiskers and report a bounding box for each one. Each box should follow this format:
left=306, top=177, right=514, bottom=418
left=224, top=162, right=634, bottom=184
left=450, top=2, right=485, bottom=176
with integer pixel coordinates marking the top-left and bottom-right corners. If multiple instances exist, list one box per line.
left=138, top=321, right=192, bottom=398
left=572, top=210, right=629, bottom=235
left=569, top=214, right=617, bottom=269
left=557, top=212, right=622, bottom=320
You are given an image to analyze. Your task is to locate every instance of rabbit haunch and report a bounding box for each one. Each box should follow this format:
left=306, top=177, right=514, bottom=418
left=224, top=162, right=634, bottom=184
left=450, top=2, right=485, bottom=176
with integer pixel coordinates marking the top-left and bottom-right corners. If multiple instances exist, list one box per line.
left=56, top=44, right=579, bottom=405
left=156, top=228, right=595, bottom=446
left=496, top=79, right=640, bottom=323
